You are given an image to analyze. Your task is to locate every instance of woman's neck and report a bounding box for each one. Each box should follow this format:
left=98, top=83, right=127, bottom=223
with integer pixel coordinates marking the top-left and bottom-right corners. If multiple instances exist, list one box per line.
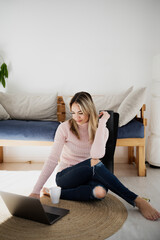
left=78, top=122, right=88, bottom=128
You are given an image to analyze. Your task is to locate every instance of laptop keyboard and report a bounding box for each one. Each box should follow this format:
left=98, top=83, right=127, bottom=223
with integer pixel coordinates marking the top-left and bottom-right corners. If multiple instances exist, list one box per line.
left=46, top=212, right=60, bottom=223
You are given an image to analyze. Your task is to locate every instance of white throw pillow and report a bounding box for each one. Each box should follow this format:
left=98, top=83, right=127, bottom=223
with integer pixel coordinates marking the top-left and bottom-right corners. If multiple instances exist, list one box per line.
left=0, top=104, right=10, bottom=120
left=117, top=87, right=147, bottom=127
left=62, top=86, right=133, bottom=120
left=62, top=95, right=73, bottom=120
left=92, top=86, right=133, bottom=114
left=0, top=92, right=58, bottom=121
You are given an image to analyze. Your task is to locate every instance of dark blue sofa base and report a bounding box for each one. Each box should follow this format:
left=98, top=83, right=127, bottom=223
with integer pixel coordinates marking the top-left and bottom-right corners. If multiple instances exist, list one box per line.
left=0, top=119, right=144, bottom=142
left=0, top=120, right=60, bottom=141
left=118, top=119, right=144, bottom=139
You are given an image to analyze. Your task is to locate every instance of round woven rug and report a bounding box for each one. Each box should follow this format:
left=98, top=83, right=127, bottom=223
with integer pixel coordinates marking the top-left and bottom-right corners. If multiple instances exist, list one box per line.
left=0, top=194, right=127, bottom=240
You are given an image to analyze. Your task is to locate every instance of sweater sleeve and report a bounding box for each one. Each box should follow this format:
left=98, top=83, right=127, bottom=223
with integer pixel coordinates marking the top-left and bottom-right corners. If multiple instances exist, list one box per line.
left=90, top=118, right=109, bottom=159
left=31, top=123, right=66, bottom=194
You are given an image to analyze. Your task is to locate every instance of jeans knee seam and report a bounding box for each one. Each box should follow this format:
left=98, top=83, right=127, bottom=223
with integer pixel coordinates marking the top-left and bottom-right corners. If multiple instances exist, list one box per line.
left=94, top=170, right=137, bottom=206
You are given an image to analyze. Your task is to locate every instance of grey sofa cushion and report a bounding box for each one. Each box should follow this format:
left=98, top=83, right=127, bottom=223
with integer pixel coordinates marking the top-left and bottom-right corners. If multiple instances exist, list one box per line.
left=0, top=92, right=58, bottom=121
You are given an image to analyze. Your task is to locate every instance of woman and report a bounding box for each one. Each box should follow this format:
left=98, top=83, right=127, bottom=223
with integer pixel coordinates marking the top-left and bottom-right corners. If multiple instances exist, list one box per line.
left=30, top=91, right=160, bottom=221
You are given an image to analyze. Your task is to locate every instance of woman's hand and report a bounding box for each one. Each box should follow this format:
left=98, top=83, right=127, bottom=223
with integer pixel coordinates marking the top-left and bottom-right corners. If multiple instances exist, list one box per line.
left=29, top=193, right=40, bottom=199
left=99, top=111, right=110, bottom=121
left=91, top=158, right=101, bottom=167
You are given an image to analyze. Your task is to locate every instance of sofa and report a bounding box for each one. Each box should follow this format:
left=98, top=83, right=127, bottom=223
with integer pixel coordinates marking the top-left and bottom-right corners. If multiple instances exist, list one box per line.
left=0, top=87, right=147, bottom=176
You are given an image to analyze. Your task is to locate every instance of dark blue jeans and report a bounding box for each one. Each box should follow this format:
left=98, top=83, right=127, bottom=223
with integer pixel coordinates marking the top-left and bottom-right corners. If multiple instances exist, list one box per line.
left=56, top=159, right=138, bottom=206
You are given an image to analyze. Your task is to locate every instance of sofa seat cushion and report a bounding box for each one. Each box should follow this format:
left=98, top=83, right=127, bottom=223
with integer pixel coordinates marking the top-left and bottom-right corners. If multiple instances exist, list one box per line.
left=0, top=120, right=60, bottom=141
left=117, top=119, right=144, bottom=139
left=0, top=119, right=144, bottom=142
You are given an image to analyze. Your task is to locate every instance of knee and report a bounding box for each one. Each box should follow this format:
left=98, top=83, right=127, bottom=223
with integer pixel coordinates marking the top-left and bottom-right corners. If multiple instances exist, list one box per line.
left=93, top=186, right=107, bottom=199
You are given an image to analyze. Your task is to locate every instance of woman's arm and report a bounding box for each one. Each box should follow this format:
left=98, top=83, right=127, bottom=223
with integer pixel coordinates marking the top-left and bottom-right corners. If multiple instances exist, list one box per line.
left=90, top=112, right=110, bottom=159
left=30, top=123, right=66, bottom=195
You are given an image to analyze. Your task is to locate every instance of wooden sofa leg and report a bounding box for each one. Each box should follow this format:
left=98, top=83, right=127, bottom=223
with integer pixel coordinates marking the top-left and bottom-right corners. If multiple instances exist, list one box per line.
left=136, top=146, right=139, bottom=168
left=137, top=146, right=146, bottom=177
left=128, top=147, right=134, bottom=164
left=0, top=146, right=3, bottom=163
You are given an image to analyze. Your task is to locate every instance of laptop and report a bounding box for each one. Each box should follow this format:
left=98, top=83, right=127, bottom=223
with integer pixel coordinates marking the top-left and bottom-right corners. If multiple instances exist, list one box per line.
left=0, top=191, right=69, bottom=225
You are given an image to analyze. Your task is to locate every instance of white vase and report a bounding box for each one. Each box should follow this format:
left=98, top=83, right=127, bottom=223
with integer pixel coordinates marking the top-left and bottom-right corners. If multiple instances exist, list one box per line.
left=147, top=54, right=160, bottom=166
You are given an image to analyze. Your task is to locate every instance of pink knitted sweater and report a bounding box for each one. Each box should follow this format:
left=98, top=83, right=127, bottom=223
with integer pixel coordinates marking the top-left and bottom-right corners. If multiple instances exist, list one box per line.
left=32, top=118, right=109, bottom=194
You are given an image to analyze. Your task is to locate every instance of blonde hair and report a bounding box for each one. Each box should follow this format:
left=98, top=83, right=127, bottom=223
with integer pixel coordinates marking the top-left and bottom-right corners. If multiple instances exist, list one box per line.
left=69, top=92, right=98, bottom=142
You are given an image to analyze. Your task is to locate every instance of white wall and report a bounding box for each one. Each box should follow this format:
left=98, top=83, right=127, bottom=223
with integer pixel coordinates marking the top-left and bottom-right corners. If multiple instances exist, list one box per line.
left=0, top=0, right=160, bottom=162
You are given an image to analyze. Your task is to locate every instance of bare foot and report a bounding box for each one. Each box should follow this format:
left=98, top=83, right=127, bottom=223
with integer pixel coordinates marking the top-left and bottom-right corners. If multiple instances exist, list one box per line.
left=42, top=187, right=50, bottom=197
left=135, top=197, right=160, bottom=221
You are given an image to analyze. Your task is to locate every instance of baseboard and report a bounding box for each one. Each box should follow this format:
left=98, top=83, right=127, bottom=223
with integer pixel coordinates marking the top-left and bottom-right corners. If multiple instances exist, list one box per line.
left=114, top=157, right=128, bottom=163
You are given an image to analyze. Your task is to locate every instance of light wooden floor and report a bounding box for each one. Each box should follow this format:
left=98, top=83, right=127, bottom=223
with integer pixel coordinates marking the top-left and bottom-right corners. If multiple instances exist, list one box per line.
left=0, top=162, right=160, bottom=240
